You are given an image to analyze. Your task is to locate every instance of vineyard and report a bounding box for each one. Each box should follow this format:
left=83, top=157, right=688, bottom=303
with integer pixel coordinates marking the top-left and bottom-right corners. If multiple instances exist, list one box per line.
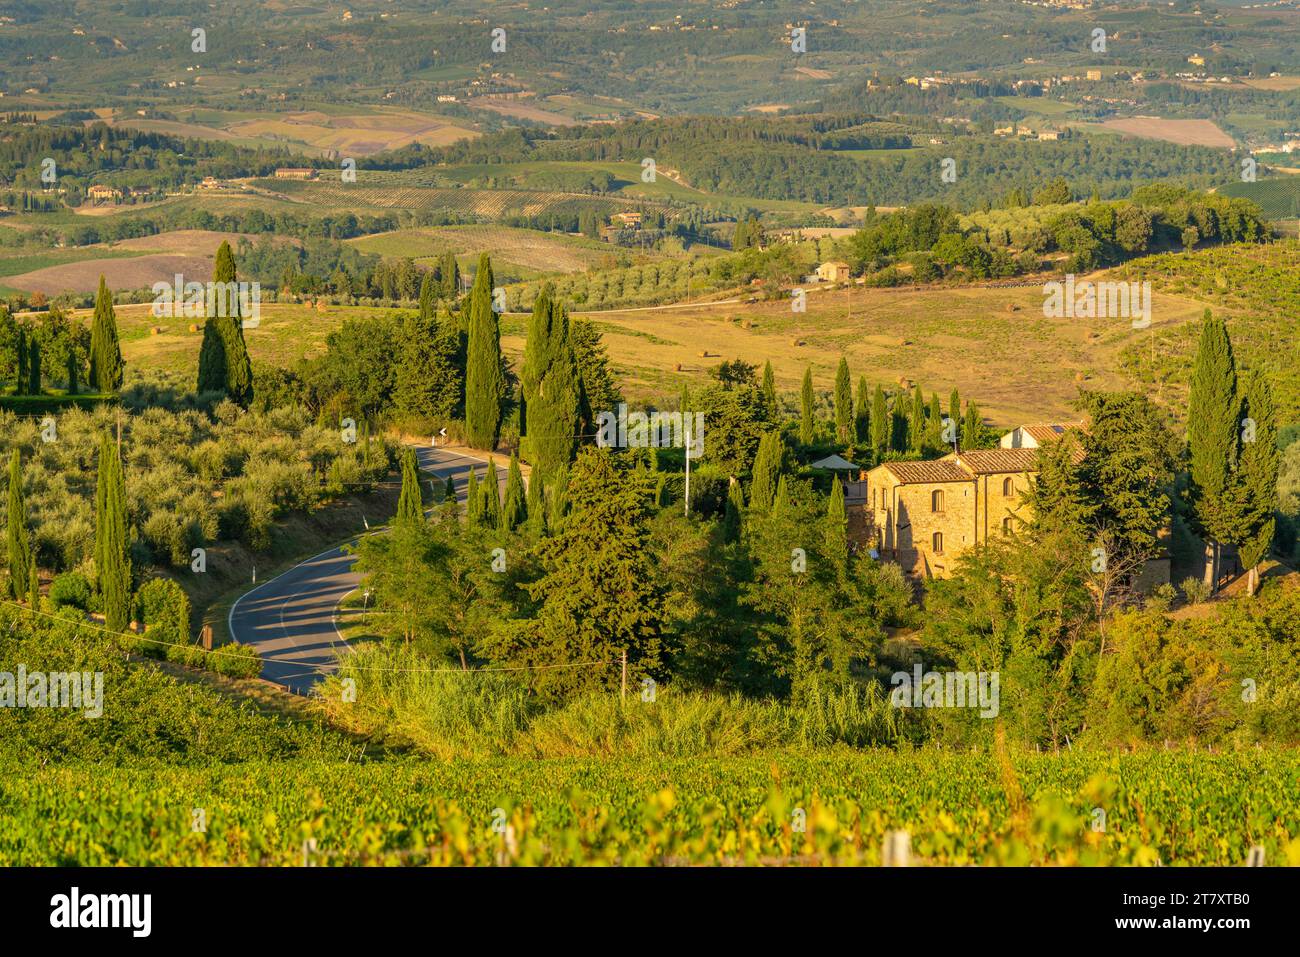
left=2, top=750, right=1295, bottom=866
left=1220, top=176, right=1300, bottom=220
left=1113, top=240, right=1300, bottom=423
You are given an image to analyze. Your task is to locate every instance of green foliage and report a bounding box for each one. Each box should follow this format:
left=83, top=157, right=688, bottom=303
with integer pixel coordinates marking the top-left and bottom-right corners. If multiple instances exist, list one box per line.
left=49, top=571, right=91, bottom=611
left=134, top=576, right=192, bottom=647
left=748, top=430, right=782, bottom=513
left=833, top=358, right=852, bottom=442
left=799, top=367, right=815, bottom=446
left=501, top=453, right=526, bottom=532
left=1186, top=312, right=1242, bottom=544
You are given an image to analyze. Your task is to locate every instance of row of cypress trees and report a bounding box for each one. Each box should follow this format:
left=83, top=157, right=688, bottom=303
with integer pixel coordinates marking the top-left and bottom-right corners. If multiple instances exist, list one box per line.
left=1186, top=310, right=1279, bottom=594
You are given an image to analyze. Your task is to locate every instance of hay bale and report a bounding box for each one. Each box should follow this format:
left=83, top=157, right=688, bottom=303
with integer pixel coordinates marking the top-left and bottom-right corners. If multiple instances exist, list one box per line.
left=188, top=323, right=200, bottom=333
left=791, top=338, right=804, bottom=347
left=149, top=326, right=163, bottom=335
left=674, top=363, right=683, bottom=372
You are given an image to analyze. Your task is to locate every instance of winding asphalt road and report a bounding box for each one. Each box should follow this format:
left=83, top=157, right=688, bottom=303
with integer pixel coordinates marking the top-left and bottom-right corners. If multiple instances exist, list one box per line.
left=228, top=445, right=508, bottom=694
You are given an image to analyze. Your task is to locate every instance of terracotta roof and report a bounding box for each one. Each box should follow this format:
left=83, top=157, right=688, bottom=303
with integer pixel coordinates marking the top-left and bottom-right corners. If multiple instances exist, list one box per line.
left=1020, top=421, right=1087, bottom=443
left=879, top=459, right=972, bottom=484
left=952, top=449, right=1041, bottom=474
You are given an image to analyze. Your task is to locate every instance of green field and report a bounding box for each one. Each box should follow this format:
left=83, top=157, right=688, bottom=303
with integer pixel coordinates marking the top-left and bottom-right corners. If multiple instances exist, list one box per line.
left=4, top=750, right=1294, bottom=865
left=1220, top=176, right=1300, bottom=219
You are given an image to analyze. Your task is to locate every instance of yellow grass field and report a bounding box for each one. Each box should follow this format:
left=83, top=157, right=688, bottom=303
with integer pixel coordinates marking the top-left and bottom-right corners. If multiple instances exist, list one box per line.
left=1094, top=117, right=1236, bottom=149
left=348, top=226, right=622, bottom=274
left=83, top=270, right=1211, bottom=431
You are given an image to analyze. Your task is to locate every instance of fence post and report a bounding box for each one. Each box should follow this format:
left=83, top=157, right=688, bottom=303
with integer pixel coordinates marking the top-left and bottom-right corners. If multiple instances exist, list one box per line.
left=882, top=830, right=911, bottom=867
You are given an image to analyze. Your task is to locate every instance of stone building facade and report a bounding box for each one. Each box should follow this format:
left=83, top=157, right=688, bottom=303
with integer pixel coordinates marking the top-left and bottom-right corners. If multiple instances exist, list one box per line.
left=862, top=421, right=1100, bottom=577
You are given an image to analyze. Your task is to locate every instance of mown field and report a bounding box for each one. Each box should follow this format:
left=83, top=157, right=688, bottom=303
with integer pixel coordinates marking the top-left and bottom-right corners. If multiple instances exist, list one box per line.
left=2, top=751, right=1294, bottom=866
left=348, top=225, right=621, bottom=276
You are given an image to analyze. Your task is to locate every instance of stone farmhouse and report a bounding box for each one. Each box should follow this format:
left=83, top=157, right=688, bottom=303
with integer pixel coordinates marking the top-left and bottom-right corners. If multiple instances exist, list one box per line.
left=864, top=423, right=1083, bottom=578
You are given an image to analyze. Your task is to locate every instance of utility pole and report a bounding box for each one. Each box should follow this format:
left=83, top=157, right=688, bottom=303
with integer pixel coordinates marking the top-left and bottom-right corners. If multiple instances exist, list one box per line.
left=621, top=649, right=627, bottom=703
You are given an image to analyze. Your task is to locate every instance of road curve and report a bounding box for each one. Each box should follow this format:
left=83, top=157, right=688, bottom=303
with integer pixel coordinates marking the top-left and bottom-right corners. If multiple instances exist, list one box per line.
left=228, top=445, right=509, bottom=694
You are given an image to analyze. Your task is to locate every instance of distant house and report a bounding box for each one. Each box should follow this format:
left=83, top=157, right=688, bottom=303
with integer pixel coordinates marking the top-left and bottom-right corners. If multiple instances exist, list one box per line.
left=1086, top=69, right=1103, bottom=81
left=87, top=184, right=121, bottom=202
left=1000, top=422, right=1085, bottom=449
left=611, top=211, right=642, bottom=228
left=1037, top=130, right=1062, bottom=141
left=816, top=261, right=850, bottom=283
left=198, top=176, right=222, bottom=190
left=1187, top=54, right=1205, bottom=66
left=274, top=168, right=318, bottom=180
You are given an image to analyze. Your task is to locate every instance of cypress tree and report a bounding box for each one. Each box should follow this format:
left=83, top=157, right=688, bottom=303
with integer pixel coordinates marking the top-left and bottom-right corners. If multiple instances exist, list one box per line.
left=88, top=275, right=124, bottom=393
left=215, top=241, right=253, bottom=406
left=66, top=349, right=79, bottom=395
left=948, top=388, right=961, bottom=448
left=723, top=479, right=745, bottom=543
left=871, top=385, right=889, bottom=457
left=96, top=435, right=131, bottom=632
left=439, top=250, right=460, bottom=299
left=963, top=400, right=982, bottom=448
left=501, top=452, right=526, bottom=531
left=833, top=357, right=852, bottom=442
left=28, top=339, right=40, bottom=395
left=394, top=448, right=423, bottom=526
left=521, top=287, right=581, bottom=479
left=418, top=271, right=437, bottom=320
left=444, top=475, right=456, bottom=504
left=774, top=474, right=792, bottom=517
left=195, top=319, right=227, bottom=395
left=799, top=367, right=815, bottom=445
left=1027, top=435, right=1094, bottom=537
left=6, top=450, right=31, bottom=598
left=926, top=393, right=942, bottom=451
left=526, top=469, right=547, bottom=536
left=762, top=360, right=777, bottom=416
left=855, top=375, right=870, bottom=443
left=826, top=476, right=848, bottom=572
left=749, top=430, right=781, bottom=512
left=1236, top=371, right=1279, bottom=595
left=27, top=554, right=38, bottom=611
left=464, top=254, right=504, bottom=449
left=548, top=465, right=570, bottom=530
left=909, top=385, right=925, bottom=453
left=465, top=468, right=482, bottom=525
left=1186, top=311, right=1241, bottom=585
left=480, top=458, right=501, bottom=528
left=14, top=330, right=26, bottom=397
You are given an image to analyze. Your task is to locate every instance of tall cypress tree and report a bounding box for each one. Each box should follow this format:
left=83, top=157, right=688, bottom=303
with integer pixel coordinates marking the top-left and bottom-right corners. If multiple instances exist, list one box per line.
left=28, top=339, right=40, bottom=395
left=417, top=271, right=437, bottom=320
left=948, top=388, right=961, bottom=448
left=908, top=385, right=925, bottom=453
left=480, top=458, right=501, bottom=528
left=27, top=553, right=38, bottom=611
left=762, top=360, right=777, bottom=417
left=501, top=452, right=526, bottom=531
left=1236, top=370, right=1279, bottom=595
left=65, top=349, right=79, bottom=395
left=926, top=393, right=942, bottom=451
left=96, top=436, right=131, bottom=632
left=6, top=450, right=31, bottom=599
left=14, top=330, right=27, bottom=397
left=749, top=430, right=781, bottom=512
left=88, top=275, right=124, bottom=393
left=439, top=250, right=460, bottom=299
left=799, top=367, right=815, bottom=446
left=833, top=357, right=852, bottom=442
left=521, top=287, right=581, bottom=479
left=825, top=476, right=848, bottom=573
left=465, top=468, right=482, bottom=525
left=394, top=448, right=423, bottom=526
left=963, top=400, right=982, bottom=449
left=217, top=241, right=253, bottom=406
left=855, top=375, right=870, bottom=443
left=464, top=253, right=504, bottom=450
left=773, top=474, right=792, bottom=517
left=1186, top=311, right=1241, bottom=587
left=871, top=385, right=889, bottom=458
left=526, top=469, right=547, bottom=536
left=723, top=479, right=745, bottom=543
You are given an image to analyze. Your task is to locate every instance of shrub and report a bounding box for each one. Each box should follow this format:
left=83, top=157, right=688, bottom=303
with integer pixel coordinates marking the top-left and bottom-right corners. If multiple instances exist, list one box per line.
left=209, top=642, right=262, bottom=679
left=1180, top=576, right=1212, bottom=606
left=1147, top=582, right=1177, bottom=613
left=48, top=571, right=92, bottom=611
left=134, top=577, right=191, bottom=644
